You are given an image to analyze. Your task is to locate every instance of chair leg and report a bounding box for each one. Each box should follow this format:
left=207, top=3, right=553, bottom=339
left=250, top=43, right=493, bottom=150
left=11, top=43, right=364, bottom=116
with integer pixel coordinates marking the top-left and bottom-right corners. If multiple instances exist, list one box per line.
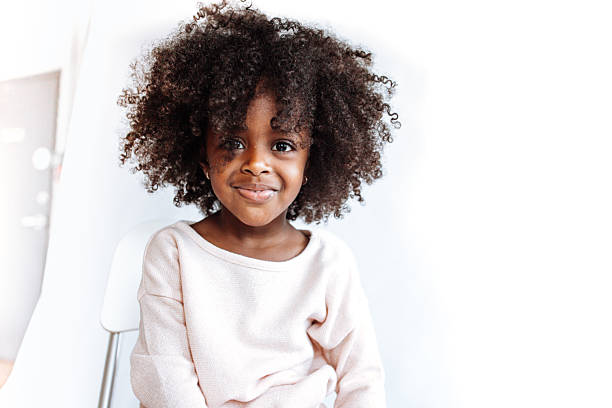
left=98, top=331, right=120, bottom=408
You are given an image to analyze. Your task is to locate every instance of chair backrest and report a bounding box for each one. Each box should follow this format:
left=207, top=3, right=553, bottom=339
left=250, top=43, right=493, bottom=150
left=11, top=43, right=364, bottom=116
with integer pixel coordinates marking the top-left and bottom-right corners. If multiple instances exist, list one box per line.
left=100, top=218, right=176, bottom=333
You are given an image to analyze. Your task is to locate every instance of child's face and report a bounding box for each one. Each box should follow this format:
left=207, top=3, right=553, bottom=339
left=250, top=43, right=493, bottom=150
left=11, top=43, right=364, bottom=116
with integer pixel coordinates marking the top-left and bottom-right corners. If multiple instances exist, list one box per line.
left=200, top=89, right=310, bottom=227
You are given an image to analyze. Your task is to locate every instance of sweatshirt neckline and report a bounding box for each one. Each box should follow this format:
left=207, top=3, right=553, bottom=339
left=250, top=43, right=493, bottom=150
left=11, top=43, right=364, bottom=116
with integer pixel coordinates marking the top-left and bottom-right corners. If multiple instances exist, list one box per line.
left=174, top=220, right=318, bottom=271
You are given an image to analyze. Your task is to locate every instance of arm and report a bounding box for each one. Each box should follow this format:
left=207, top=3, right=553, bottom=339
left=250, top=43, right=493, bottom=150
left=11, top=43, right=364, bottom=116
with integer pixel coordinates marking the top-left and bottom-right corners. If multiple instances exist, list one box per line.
left=307, top=249, right=387, bottom=408
left=130, top=231, right=208, bottom=408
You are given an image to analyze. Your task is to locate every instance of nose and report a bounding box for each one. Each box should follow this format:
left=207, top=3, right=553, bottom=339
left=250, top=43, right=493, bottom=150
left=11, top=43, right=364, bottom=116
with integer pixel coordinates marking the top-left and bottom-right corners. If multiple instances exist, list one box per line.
left=240, top=144, right=271, bottom=177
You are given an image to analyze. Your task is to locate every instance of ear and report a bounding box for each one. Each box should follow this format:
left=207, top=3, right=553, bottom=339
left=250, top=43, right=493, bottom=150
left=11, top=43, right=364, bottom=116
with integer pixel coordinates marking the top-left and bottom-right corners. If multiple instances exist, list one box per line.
left=199, top=143, right=209, bottom=174
left=199, top=160, right=209, bottom=173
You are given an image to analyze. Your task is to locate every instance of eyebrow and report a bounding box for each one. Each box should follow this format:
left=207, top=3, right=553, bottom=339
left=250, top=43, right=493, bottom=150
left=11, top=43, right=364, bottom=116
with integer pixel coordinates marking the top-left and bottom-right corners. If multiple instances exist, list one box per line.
left=277, top=132, right=301, bottom=141
left=210, top=126, right=307, bottom=143
left=231, top=130, right=304, bottom=141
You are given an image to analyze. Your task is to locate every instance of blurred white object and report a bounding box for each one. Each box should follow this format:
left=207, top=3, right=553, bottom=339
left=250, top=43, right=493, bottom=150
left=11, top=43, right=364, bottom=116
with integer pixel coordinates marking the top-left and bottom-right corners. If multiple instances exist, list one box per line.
left=20, top=214, right=48, bottom=230
left=31, top=147, right=52, bottom=170
left=35, top=191, right=50, bottom=206
left=0, top=128, right=26, bottom=144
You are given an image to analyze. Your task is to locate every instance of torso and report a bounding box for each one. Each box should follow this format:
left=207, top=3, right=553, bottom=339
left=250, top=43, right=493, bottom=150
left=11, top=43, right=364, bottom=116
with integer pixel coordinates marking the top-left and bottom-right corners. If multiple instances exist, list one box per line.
left=190, top=217, right=310, bottom=262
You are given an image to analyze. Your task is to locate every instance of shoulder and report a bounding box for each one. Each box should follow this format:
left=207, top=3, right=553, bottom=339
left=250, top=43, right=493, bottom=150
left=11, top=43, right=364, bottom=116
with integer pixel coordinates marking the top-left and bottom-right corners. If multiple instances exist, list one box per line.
left=312, top=229, right=367, bottom=304
left=138, top=221, right=189, bottom=300
left=312, top=228, right=359, bottom=271
left=144, top=220, right=193, bottom=256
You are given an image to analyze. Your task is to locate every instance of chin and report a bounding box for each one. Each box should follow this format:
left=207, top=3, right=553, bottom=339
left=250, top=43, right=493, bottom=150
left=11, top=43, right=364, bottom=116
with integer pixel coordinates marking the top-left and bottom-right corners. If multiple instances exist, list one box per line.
left=237, top=209, right=285, bottom=228
left=235, top=213, right=274, bottom=227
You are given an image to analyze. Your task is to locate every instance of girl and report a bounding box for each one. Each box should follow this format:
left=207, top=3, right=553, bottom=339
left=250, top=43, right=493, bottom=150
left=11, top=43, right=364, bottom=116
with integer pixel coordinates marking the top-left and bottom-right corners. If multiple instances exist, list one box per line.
left=117, top=1, right=400, bottom=407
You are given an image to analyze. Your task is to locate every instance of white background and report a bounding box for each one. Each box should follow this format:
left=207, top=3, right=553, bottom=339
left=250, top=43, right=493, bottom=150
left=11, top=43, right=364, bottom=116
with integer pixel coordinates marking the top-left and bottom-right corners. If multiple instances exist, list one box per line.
left=1, top=0, right=611, bottom=407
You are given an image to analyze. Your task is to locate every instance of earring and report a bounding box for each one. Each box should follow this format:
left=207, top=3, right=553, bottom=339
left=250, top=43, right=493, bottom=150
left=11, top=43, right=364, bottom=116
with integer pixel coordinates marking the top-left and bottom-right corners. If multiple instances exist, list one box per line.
left=205, top=171, right=210, bottom=180
left=302, top=176, right=308, bottom=185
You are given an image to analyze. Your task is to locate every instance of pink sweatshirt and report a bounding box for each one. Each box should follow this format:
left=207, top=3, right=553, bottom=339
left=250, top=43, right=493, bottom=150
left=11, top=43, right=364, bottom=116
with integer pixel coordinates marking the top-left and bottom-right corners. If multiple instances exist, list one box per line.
left=130, top=220, right=386, bottom=408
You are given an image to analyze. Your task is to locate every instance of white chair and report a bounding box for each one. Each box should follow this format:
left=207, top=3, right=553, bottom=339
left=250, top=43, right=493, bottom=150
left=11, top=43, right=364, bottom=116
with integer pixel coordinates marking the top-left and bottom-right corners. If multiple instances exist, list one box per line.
left=98, top=219, right=176, bottom=408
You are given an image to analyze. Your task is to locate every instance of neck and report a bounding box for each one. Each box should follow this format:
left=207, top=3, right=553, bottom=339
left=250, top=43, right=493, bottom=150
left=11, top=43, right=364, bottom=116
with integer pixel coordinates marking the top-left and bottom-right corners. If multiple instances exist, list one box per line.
left=211, top=207, right=295, bottom=249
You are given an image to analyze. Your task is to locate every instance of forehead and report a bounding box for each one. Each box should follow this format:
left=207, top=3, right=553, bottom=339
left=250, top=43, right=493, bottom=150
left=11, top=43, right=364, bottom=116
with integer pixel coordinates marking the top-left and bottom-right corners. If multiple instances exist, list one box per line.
left=208, top=100, right=308, bottom=139
left=247, top=89, right=277, bottom=115
left=206, top=85, right=311, bottom=144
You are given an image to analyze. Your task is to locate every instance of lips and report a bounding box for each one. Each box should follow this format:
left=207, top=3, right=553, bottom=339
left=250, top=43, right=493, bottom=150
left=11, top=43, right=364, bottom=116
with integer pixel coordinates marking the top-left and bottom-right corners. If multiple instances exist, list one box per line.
left=232, top=183, right=278, bottom=203
left=235, top=187, right=275, bottom=202
left=232, top=183, right=279, bottom=191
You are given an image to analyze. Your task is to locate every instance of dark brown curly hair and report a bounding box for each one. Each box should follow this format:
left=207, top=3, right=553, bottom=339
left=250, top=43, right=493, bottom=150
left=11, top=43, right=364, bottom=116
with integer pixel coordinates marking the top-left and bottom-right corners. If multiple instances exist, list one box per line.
left=117, top=0, right=400, bottom=224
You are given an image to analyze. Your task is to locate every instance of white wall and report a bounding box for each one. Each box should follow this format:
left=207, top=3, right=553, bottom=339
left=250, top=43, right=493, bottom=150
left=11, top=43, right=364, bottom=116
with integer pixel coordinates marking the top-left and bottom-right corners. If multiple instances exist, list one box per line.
left=0, top=2, right=72, bottom=82
left=1, top=0, right=611, bottom=407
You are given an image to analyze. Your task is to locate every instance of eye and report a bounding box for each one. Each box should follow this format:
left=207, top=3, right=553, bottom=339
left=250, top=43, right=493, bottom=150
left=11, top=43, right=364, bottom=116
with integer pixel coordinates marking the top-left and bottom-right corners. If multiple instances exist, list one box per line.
left=272, top=141, right=295, bottom=153
left=220, top=137, right=244, bottom=151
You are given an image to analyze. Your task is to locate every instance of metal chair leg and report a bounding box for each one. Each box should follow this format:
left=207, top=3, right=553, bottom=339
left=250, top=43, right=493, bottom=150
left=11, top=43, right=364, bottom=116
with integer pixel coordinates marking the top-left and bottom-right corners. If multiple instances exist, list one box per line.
left=98, top=331, right=120, bottom=408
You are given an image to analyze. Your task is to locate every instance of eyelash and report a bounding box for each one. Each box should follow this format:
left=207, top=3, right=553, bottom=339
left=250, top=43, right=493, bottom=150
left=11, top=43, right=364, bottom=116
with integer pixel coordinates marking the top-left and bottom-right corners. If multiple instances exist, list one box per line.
left=220, top=138, right=296, bottom=153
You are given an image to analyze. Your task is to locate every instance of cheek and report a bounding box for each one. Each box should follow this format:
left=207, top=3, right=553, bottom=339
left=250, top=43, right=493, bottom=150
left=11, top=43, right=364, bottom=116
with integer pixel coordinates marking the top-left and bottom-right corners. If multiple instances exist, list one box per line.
left=208, top=153, right=234, bottom=175
left=285, top=166, right=306, bottom=192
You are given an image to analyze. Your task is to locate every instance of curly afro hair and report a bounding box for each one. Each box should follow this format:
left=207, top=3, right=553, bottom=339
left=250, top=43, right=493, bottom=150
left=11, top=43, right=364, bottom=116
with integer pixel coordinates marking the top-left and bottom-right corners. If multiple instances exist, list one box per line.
left=117, top=0, right=400, bottom=224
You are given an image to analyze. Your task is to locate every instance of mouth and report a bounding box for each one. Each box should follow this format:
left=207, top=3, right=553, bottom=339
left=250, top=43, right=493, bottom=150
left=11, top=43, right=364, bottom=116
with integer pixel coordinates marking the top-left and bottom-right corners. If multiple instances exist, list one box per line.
left=234, top=187, right=276, bottom=203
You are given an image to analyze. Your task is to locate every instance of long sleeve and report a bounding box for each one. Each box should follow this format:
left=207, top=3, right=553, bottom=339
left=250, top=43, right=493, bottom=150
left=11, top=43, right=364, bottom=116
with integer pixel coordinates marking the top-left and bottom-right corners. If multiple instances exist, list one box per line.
left=307, top=247, right=387, bottom=408
left=130, top=231, right=209, bottom=408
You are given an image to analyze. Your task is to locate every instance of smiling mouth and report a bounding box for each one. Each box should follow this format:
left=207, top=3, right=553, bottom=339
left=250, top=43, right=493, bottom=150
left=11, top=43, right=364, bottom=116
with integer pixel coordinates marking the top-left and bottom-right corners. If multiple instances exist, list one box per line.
left=234, top=187, right=276, bottom=203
